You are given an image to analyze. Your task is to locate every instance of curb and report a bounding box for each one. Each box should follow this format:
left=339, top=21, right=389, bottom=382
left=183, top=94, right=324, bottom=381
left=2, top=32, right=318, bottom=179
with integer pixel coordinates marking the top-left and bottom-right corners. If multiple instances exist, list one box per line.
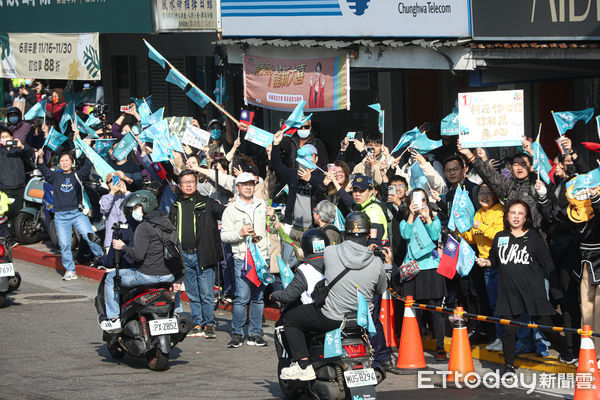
left=12, top=245, right=283, bottom=321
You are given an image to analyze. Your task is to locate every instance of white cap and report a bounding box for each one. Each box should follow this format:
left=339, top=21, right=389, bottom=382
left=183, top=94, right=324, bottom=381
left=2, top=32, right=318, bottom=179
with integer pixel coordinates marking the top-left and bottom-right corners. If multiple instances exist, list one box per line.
left=235, top=172, right=255, bottom=185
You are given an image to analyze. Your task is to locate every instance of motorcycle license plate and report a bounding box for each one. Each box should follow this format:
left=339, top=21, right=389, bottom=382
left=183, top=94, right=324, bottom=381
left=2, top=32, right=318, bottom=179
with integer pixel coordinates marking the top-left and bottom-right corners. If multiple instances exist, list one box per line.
left=149, top=318, right=179, bottom=336
left=344, top=368, right=377, bottom=388
left=0, top=263, right=14, bottom=277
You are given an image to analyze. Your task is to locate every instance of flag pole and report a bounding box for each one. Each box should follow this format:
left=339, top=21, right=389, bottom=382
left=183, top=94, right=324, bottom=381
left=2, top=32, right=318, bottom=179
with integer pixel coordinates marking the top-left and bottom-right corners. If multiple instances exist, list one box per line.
left=143, top=39, right=240, bottom=126
left=536, top=123, right=542, bottom=182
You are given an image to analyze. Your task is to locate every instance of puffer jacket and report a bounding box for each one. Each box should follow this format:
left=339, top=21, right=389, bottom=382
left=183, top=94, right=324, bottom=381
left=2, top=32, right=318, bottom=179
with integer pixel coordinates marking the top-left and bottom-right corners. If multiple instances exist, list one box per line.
left=220, top=197, right=269, bottom=260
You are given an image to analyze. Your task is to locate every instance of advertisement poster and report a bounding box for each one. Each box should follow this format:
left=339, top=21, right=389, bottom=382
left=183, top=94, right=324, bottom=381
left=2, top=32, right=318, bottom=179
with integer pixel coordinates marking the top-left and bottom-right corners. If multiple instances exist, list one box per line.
left=458, top=90, right=524, bottom=148
left=0, top=33, right=100, bottom=80
left=154, top=0, right=217, bottom=31
left=243, top=55, right=350, bottom=112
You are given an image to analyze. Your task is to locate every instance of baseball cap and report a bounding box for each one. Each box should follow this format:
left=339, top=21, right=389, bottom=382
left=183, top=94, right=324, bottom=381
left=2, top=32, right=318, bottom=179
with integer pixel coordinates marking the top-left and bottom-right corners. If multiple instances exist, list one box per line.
left=297, top=144, right=318, bottom=158
left=235, top=172, right=256, bottom=185
left=352, top=174, right=373, bottom=191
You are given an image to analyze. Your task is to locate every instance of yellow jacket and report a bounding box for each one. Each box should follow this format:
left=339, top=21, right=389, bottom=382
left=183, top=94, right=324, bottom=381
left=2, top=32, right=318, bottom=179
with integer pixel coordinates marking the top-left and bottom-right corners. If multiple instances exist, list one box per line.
left=462, top=203, right=504, bottom=259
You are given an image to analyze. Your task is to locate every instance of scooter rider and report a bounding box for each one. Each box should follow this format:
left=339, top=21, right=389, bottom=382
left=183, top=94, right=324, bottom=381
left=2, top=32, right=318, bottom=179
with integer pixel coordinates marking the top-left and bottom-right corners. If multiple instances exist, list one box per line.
left=280, top=212, right=391, bottom=381
left=100, top=190, right=184, bottom=332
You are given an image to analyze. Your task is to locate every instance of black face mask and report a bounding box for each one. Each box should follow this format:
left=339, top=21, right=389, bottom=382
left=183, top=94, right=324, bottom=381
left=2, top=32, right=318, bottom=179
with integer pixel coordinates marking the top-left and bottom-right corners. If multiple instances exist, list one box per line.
left=566, top=164, right=576, bottom=177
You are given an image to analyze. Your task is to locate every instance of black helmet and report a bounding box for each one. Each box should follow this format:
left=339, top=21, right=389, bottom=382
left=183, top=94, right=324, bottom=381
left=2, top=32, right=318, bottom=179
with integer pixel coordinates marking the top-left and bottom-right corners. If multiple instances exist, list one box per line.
left=300, top=228, right=330, bottom=256
left=6, top=106, right=22, bottom=123
left=120, top=190, right=158, bottom=215
left=344, top=211, right=371, bottom=235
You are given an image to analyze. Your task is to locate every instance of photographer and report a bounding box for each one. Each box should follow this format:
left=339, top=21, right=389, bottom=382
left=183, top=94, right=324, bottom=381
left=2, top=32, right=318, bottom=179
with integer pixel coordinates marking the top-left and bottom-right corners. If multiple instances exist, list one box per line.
left=111, top=103, right=141, bottom=140
left=0, top=124, right=33, bottom=221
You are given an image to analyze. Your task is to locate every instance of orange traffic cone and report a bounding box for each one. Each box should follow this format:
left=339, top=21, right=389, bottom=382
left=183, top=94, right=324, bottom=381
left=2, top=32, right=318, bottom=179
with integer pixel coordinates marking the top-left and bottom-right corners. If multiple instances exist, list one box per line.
left=447, top=307, right=475, bottom=385
left=380, top=290, right=399, bottom=348
left=395, top=295, right=427, bottom=373
left=574, top=325, right=600, bottom=400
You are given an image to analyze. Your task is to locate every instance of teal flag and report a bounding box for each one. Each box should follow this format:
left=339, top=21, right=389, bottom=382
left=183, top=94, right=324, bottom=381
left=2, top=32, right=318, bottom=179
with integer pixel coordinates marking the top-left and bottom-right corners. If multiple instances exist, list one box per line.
left=144, top=40, right=166, bottom=69
left=113, top=132, right=138, bottom=162
left=296, top=155, right=318, bottom=170
left=141, top=107, right=164, bottom=127
left=137, top=102, right=152, bottom=121
left=131, top=96, right=154, bottom=113
left=357, top=290, right=377, bottom=336
left=282, top=100, right=312, bottom=133
left=76, top=114, right=98, bottom=138
left=531, top=137, right=552, bottom=185
left=408, top=217, right=436, bottom=259
left=368, top=103, right=384, bottom=134
left=276, top=253, right=294, bottom=289
left=448, top=186, right=475, bottom=233
left=24, top=99, right=47, bottom=120
left=166, top=68, right=189, bottom=90
left=334, top=207, right=345, bottom=232
left=59, top=110, right=72, bottom=134
left=94, top=139, right=114, bottom=158
left=169, top=133, right=185, bottom=154
left=456, top=239, right=476, bottom=277
left=441, top=112, right=459, bottom=136
left=411, top=131, right=442, bottom=154
left=84, top=114, right=101, bottom=128
left=214, top=76, right=228, bottom=105
left=552, top=108, right=594, bottom=135
left=144, top=119, right=169, bottom=142
left=391, top=127, right=420, bottom=154
left=74, top=136, right=116, bottom=181
left=323, top=327, right=343, bottom=358
left=247, top=238, right=274, bottom=285
left=151, top=137, right=173, bottom=163
left=43, top=127, right=68, bottom=152
left=409, top=162, right=428, bottom=190
left=572, top=166, right=600, bottom=193
left=186, top=87, right=211, bottom=108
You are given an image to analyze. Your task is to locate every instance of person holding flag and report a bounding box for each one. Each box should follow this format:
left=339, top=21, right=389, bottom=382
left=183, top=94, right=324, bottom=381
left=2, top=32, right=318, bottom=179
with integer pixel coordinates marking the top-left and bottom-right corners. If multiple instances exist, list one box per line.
left=280, top=117, right=329, bottom=170
left=220, top=172, right=272, bottom=349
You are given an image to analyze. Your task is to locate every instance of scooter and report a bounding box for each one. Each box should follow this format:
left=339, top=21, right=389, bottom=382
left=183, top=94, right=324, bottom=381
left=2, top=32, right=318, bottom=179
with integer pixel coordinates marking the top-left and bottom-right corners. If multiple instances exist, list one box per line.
left=95, top=223, right=191, bottom=371
left=0, top=237, right=21, bottom=307
left=13, top=170, right=46, bottom=244
left=275, top=312, right=384, bottom=400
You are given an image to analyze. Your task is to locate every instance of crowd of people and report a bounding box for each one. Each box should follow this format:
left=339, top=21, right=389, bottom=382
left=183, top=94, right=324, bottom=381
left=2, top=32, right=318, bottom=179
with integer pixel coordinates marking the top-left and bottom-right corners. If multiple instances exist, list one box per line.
left=2, top=78, right=600, bottom=379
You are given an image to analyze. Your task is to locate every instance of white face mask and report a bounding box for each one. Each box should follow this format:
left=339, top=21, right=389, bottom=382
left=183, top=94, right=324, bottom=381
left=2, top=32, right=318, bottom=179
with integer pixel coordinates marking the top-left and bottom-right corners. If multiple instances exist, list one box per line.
left=132, top=208, right=144, bottom=222
left=297, top=129, right=310, bottom=139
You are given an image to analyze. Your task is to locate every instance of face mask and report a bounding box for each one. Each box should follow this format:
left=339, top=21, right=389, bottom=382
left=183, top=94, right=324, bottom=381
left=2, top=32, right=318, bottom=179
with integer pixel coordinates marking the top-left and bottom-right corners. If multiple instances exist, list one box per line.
left=52, top=97, right=59, bottom=104
left=297, top=129, right=310, bottom=139
left=566, top=164, right=576, bottom=176
left=8, top=116, right=19, bottom=125
left=24, top=79, right=32, bottom=86
left=210, top=129, right=222, bottom=140
left=131, top=125, right=141, bottom=136
left=132, top=208, right=144, bottom=222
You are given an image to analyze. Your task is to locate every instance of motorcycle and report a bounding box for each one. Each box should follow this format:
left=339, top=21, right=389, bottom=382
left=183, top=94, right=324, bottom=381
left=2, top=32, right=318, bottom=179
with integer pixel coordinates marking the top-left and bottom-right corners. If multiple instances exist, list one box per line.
left=13, top=170, right=46, bottom=244
left=95, top=223, right=191, bottom=371
left=275, top=312, right=384, bottom=400
left=0, top=238, right=21, bottom=307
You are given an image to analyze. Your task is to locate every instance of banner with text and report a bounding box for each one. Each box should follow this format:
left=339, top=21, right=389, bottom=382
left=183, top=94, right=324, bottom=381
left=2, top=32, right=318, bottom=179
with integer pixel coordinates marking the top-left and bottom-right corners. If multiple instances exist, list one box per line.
left=243, top=55, right=349, bottom=112
left=154, top=0, right=217, bottom=31
left=458, top=90, right=524, bottom=148
left=0, top=33, right=100, bottom=80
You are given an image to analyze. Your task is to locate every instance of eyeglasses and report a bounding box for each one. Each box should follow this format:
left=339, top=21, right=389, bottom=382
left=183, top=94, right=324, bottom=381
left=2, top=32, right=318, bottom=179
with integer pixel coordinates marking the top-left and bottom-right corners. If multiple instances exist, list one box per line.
left=180, top=180, right=196, bottom=185
left=301, top=125, right=311, bottom=129
left=445, top=167, right=462, bottom=173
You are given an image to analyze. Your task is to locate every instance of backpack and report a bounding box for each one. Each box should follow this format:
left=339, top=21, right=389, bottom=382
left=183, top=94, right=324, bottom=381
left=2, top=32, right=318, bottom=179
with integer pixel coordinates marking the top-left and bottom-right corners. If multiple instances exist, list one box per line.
left=311, top=267, right=351, bottom=308
left=150, top=222, right=185, bottom=276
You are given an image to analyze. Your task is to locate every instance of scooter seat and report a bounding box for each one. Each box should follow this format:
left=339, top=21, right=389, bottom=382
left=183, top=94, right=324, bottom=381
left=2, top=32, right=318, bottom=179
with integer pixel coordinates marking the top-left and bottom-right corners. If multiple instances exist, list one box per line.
left=120, top=283, right=172, bottom=304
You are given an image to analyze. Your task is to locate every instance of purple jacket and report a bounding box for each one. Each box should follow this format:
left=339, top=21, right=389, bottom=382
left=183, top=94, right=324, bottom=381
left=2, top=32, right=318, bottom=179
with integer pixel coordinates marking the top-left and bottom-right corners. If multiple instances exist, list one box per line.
left=100, top=192, right=127, bottom=248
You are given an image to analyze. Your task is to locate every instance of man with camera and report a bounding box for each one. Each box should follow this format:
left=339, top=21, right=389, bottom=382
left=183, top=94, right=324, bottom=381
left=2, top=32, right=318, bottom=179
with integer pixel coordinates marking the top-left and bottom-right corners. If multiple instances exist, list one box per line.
left=0, top=124, right=33, bottom=223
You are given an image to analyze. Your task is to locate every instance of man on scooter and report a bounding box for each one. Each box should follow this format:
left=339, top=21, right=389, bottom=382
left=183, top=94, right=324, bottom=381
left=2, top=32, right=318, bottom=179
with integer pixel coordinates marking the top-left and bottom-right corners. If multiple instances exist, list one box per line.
left=99, top=190, right=184, bottom=332
left=279, top=212, right=392, bottom=381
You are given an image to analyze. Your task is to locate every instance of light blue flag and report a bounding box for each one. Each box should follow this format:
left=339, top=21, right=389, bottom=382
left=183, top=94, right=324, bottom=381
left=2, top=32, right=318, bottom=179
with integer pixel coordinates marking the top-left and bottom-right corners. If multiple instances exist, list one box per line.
left=214, top=75, right=228, bottom=105
left=572, top=166, right=600, bottom=193
left=84, top=114, right=101, bottom=128
left=24, top=99, right=47, bottom=120
left=282, top=100, right=312, bottom=133
left=441, top=112, right=459, bottom=136
left=276, top=253, right=295, bottom=289
left=94, top=139, right=114, bottom=158
left=411, top=131, right=442, bottom=154
left=323, top=327, right=343, bottom=358
left=244, top=125, right=274, bottom=148
left=247, top=238, right=274, bottom=285
left=409, top=162, right=428, bottom=190
left=186, top=87, right=211, bottom=108
left=552, top=108, right=594, bottom=135
left=113, top=132, right=138, bottom=162
left=408, top=217, right=436, bottom=259
left=141, top=107, right=164, bottom=127
left=368, top=103, right=384, bottom=134
left=151, top=137, right=172, bottom=163
left=169, top=133, right=185, bottom=154
left=450, top=186, right=475, bottom=233
left=144, top=119, right=169, bottom=142
left=131, top=96, right=154, bottom=113
left=357, top=290, right=377, bottom=336
left=531, top=138, right=552, bottom=185
left=391, top=127, right=420, bottom=154
left=144, top=40, right=166, bottom=69
left=74, top=136, right=117, bottom=181
left=43, top=127, right=68, bottom=152
left=334, top=207, right=345, bottom=232
left=457, top=239, right=476, bottom=277
left=137, top=102, right=152, bottom=122
left=76, top=114, right=98, bottom=138
left=296, top=155, right=318, bottom=170
left=447, top=185, right=461, bottom=231
left=166, top=68, right=189, bottom=90
left=59, top=110, right=72, bottom=134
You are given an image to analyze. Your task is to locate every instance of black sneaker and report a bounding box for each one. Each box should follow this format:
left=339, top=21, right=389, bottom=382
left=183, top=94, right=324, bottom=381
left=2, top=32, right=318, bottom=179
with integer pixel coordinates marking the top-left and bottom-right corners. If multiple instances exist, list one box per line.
left=499, top=364, right=516, bottom=379
left=559, top=351, right=578, bottom=365
left=247, top=336, right=268, bottom=347
left=228, top=334, right=244, bottom=348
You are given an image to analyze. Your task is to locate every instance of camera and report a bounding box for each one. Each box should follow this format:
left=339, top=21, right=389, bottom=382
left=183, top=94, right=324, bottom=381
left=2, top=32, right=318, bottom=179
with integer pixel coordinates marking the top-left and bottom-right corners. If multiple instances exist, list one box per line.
left=92, top=103, right=110, bottom=118
left=1, top=140, right=16, bottom=147
left=372, top=247, right=387, bottom=262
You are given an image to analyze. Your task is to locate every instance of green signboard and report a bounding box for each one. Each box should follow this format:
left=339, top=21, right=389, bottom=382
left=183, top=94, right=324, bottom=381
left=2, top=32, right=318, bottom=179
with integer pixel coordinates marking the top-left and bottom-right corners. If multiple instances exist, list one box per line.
left=0, top=0, right=153, bottom=34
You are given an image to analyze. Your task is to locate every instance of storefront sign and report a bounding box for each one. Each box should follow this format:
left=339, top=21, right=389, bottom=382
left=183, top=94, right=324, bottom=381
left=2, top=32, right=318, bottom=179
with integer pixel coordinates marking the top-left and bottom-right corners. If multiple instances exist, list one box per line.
left=243, top=55, right=350, bottom=112
left=154, top=0, right=217, bottom=31
left=458, top=90, right=524, bottom=148
left=472, top=0, right=600, bottom=40
left=222, top=0, right=470, bottom=37
left=0, top=33, right=101, bottom=80
left=0, top=0, right=152, bottom=33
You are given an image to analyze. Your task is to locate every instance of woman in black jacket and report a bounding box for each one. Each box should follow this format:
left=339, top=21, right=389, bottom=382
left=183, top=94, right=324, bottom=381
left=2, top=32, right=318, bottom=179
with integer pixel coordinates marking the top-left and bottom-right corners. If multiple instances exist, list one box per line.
left=0, top=125, right=33, bottom=221
left=476, top=199, right=572, bottom=375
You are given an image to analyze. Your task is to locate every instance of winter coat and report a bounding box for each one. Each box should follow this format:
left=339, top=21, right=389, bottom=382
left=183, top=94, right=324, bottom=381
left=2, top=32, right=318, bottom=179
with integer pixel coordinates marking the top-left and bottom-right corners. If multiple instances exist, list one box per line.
left=461, top=203, right=504, bottom=259
left=100, top=193, right=127, bottom=248
left=271, top=255, right=325, bottom=305
left=0, top=143, right=32, bottom=190
left=220, top=197, right=269, bottom=260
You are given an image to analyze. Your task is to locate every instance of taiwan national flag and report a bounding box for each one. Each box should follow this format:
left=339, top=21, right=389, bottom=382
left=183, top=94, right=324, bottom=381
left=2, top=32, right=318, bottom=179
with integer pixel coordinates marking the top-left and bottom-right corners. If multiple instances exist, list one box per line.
left=243, top=245, right=262, bottom=288
left=239, top=109, right=254, bottom=131
left=437, top=236, right=460, bottom=279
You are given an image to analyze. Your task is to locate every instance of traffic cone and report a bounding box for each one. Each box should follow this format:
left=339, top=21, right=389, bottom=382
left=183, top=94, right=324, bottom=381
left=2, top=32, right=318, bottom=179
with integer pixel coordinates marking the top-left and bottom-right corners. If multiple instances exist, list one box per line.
left=379, top=290, right=399, bottom=348
left=447, top=307, right=475, bottom=385
left=395, top=295, right=427, bottom=373
left=574, top=325, right=600, bottom=400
